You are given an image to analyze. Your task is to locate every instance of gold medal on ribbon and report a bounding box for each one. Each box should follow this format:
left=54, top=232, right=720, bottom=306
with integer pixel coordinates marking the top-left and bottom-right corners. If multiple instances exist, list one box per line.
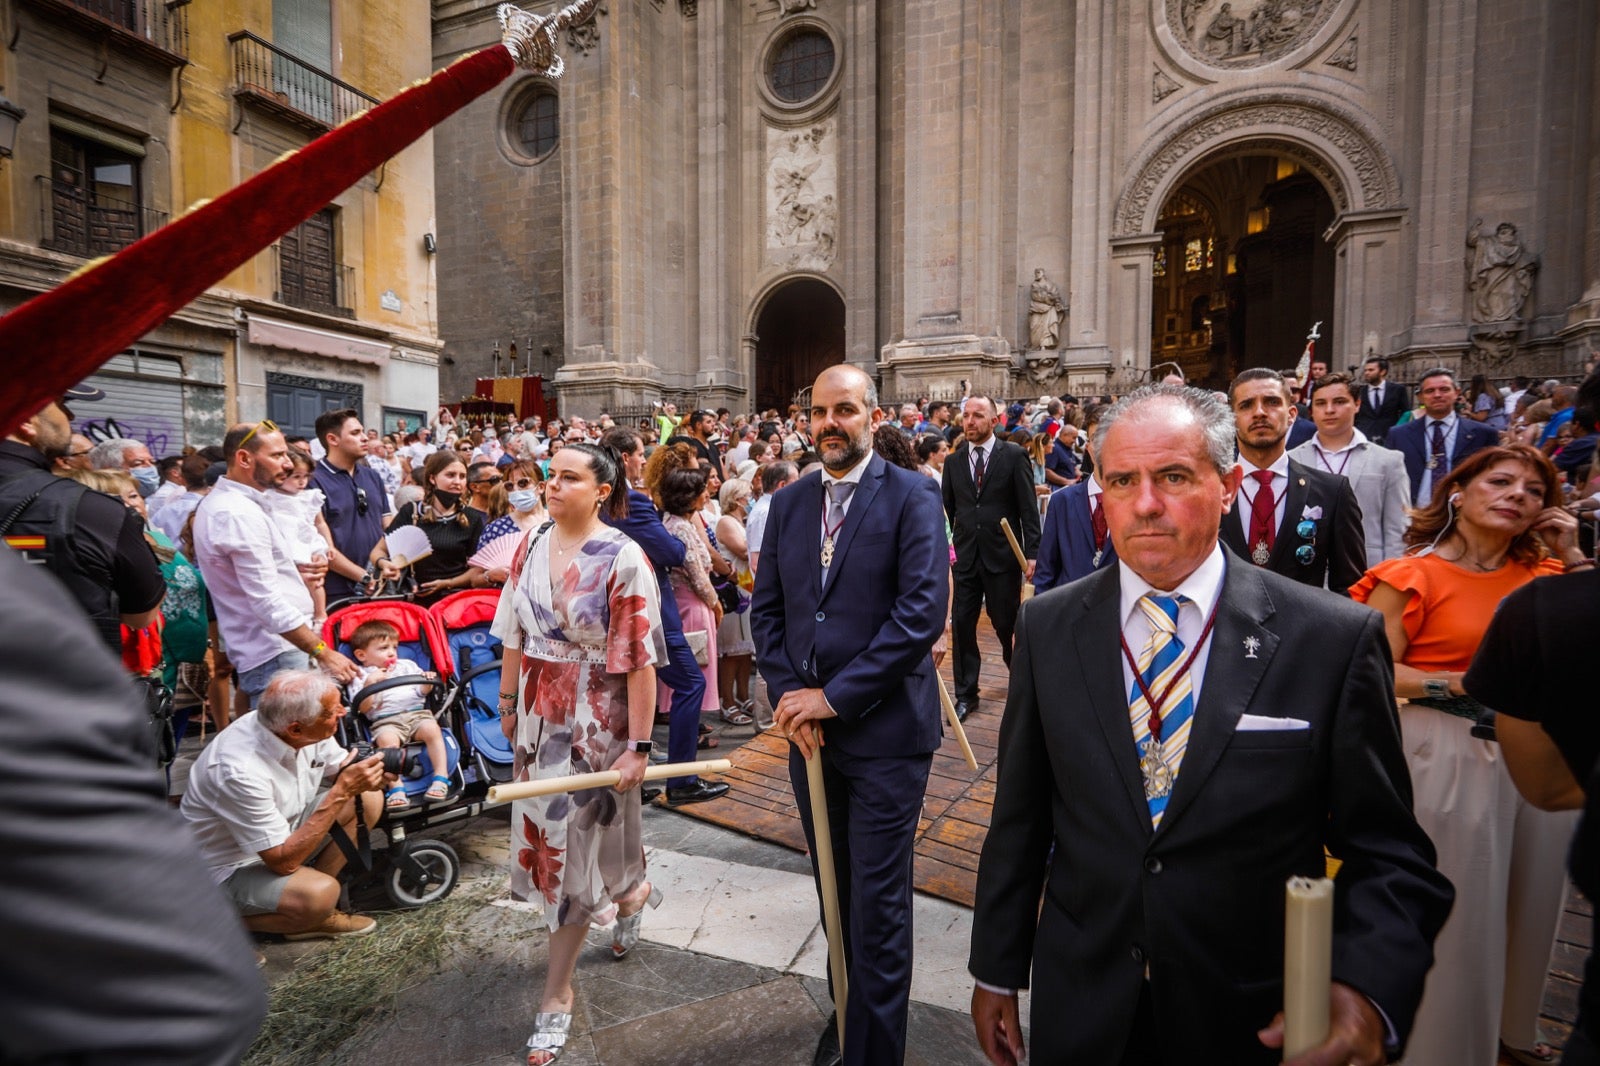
left=1139, top=737, right=1172, bottom=800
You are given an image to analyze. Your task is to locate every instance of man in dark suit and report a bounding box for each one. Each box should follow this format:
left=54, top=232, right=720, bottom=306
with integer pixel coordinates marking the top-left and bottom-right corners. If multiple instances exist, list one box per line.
left=1034, top=404, right=1117, bottom=592
left=1354, top=356, right=1411, bottom=443
left=600, top=427, right=729, bottom=806
left=942, top=397, right=1040, bottom=720
left=1220, top=368, right=1367, bottom=596
left=1386, top=367, right=1500, bottom=505
left=752, top=364, right=949, bottom=1066
left=968, top=384, right=1452, bottom=1066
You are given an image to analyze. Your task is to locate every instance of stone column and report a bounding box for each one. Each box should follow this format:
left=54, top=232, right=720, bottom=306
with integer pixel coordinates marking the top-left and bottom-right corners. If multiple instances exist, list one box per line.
left=1106, top=235, right=1162, bottom=387
left=878, top=0, right=1011, bottom=400
left=1327, top=209, right=1406, bottom=370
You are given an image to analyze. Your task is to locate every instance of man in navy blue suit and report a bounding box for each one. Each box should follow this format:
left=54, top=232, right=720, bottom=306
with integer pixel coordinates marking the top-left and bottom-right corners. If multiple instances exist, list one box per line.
left=600, top=427, right=729, bottom=806
left=752, top=364, right=949, bottom=1066
left=1386, top=368, right=1499, bottom=505
left=1034, top=404, right=1117, bottom=592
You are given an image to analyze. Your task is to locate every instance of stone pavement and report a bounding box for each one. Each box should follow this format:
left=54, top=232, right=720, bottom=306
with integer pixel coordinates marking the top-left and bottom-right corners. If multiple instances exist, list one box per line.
left=254, top=799, right=1017, bottom=1065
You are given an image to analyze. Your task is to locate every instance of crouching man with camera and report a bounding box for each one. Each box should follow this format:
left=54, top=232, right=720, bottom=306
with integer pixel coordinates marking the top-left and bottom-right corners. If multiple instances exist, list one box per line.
left=181, top=669, right=391, bottom=940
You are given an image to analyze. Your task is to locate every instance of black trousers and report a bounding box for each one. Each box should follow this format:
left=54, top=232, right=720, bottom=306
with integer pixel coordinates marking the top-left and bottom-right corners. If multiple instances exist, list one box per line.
left=950, top=564, right=1021, bottom=703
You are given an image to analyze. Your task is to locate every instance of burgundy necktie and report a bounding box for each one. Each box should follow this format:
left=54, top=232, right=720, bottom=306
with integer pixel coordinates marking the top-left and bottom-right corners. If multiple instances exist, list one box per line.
left=1091, top=497, right=1108, bottom=552
left=1247, top=470, right=1276, bottom=563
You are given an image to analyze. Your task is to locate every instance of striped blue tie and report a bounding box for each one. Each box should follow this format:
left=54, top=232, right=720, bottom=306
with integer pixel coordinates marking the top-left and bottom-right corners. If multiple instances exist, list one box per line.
left=1129, top=593, right=1194, bottom=826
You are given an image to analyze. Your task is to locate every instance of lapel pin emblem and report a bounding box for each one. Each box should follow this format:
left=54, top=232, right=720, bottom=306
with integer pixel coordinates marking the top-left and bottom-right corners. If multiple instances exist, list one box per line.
left=1243, top=636, right=1261, bottom=659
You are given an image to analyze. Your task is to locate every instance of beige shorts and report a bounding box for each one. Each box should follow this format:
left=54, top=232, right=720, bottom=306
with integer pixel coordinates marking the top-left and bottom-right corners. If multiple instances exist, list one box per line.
left=369, top=709, right=437, bottom=745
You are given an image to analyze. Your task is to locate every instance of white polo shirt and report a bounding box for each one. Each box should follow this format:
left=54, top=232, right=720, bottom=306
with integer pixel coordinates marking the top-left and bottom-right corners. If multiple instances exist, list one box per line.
left=180, top=711, right=346, bottom=881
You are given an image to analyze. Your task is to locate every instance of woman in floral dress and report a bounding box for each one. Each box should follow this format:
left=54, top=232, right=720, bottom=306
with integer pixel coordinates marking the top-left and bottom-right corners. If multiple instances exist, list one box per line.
left=492, top=443, right=666, bottom=1066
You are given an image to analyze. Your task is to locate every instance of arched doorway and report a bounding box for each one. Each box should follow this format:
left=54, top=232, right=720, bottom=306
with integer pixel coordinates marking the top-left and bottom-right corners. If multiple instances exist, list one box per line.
left=1150, top=156, right=1336, bottom=388
left=753, top=277, right=844, bottom=413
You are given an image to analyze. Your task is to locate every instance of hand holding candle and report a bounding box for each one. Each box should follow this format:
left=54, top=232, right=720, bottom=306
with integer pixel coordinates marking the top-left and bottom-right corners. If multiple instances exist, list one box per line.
left=1282, top=876, right=1333, bottom=1058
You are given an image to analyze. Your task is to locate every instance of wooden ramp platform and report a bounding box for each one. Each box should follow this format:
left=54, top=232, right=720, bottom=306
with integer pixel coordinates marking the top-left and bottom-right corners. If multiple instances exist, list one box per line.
left=672, top=621, right=1014, bottom=908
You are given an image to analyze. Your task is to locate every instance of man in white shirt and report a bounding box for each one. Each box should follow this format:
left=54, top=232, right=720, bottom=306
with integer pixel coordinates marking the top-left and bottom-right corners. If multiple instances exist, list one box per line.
left=1290, top=372, right=1412, bottom=564
left=192, top=421, right=360, bottom=706
left=746, top=459, right=799, bottom=575
left=181, top=670, right=388, bottom=939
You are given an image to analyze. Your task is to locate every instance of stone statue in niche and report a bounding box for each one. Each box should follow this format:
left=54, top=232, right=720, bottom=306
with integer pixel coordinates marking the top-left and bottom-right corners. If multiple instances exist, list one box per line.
left=1027, top=268, right=1066, bottom=350
left=1467, top=219, right=1537, bottom=324
left=779, top=0, right=816, bottom=13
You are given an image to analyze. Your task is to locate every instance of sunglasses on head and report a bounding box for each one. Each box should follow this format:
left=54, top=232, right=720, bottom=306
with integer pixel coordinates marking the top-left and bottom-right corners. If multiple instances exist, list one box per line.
left=238, top=418, right=279, bottom=449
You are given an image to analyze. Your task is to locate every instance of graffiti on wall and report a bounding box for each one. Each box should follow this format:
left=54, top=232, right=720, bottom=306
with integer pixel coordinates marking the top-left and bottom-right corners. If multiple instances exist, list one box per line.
left=76, top=416, right=177, bottom=457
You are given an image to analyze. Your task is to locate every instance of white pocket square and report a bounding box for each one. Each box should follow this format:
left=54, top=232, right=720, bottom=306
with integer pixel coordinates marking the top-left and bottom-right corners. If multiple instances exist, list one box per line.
left=1236, top=714, right=1310, bottom=732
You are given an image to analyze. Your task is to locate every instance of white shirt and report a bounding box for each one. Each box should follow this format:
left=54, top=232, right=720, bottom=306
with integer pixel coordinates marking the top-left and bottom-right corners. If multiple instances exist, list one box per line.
left=967, top=435, right=996, bottom=483
left=1417, top=413, right=1459, bottom=503
left=1117, top=544, right=1226, bottom=712
left=192, top=476, right=316, bottom=674
left=151, top=490, right=204, bottom=542
left=1503, top=388, right=1526, bottom=424
left=1235, top=452, right=1290, bottom=544
left=146, top=479, right=183, bottom=518
left=727, top=442, right=753, bottom=467
left=179, top=710, right=345, bottom=881
left=356, top=659, right=428, bottom=719
left=745, top=494, right=773, bottom=556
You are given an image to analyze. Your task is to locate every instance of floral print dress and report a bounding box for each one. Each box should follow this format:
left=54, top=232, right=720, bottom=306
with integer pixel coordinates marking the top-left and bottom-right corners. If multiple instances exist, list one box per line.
left=490, top=524, right=665, bottom=929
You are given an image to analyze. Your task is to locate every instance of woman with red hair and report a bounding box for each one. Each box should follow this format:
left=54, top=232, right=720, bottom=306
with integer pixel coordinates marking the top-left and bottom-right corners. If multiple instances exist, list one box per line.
left=1353, top=445, right=1590, bottom=1066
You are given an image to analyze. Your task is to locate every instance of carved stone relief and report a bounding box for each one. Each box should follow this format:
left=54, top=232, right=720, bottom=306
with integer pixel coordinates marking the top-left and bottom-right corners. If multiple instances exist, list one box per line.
left=1114, top=95, right=1400, bottom=237
left=779, top=0, right=817, bottom=13
left=1326, top=34, right=1357, bottom=71
left=766, top=119, right=838, bottom=271
left=1153, top=68, right=1181, bottom=103
left=566, top=3, right=606, bottom=54
left=1165, top=0, right=1341, bottom=68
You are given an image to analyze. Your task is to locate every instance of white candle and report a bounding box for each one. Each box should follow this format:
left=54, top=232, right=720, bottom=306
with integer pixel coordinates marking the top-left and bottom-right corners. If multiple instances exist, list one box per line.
left=1283, top=875, right=1334, bottom=1060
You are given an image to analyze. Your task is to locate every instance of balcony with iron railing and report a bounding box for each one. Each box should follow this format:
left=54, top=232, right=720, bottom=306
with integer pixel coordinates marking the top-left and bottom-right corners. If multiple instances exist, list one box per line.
left=272, top=243, right=355, bottom=319
left=229, top=31, right=379, bottom=134
left=38, top=175, right=166, bottom=258
left=19, top=0, right=189, bottom=65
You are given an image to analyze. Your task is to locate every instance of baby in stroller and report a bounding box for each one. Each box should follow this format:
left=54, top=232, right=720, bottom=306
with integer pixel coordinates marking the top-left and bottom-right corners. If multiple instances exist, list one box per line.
left=349, top=620, right=450, bottom=809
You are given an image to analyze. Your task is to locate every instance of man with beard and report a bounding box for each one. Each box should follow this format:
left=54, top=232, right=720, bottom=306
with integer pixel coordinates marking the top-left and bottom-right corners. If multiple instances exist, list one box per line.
left=192, top=421, right=360, bottom=707
left=0, top=386, right=164, bottom=655
left=1219, top=368, right=1366, bottom=596
left=752, top=364, right=949, bottom=1066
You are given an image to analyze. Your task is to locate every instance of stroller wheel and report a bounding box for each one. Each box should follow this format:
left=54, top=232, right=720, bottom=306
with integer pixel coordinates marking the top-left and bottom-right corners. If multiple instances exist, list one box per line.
left=385, top=838, right=460, bottom=909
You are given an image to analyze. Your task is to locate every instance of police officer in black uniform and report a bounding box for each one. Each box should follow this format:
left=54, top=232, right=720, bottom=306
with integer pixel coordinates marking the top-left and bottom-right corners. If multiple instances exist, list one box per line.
left=0, top=386, right=165, bottom=654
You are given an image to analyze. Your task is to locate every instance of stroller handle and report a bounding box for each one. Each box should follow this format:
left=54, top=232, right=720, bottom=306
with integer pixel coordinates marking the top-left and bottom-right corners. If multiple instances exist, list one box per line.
left=346, top=674, right=448, bottom=718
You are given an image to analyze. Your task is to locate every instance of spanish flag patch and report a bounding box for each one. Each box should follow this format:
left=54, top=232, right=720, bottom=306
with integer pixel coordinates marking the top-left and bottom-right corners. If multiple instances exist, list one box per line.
left=3, top=535, right=45, bottom=551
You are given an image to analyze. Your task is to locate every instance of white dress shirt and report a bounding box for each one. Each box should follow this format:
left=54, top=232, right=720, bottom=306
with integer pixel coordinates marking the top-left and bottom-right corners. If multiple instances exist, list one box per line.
left=1235, top=452, right=1290, bottom=544
left=192, top=476, right=316, bottom=674
left=179, top=710, right=345, bottom=881
left=146, top=478, right=183, bottom=518
left=1116, top=544, right=1226, bottom=711
left=1417, top=413, right=1459, bottom=504
left=968, top=435, right=996, bottom=484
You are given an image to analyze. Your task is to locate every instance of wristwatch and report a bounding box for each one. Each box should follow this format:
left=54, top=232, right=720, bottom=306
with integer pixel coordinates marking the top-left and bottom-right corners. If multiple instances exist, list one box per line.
left=625, top=739, right=653, bottom=754
left=1422, top=678, right=1451, bottom=699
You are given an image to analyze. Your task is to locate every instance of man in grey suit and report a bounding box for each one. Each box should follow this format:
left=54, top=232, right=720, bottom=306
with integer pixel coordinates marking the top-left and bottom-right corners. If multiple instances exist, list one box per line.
left=969, top=385, right=1451, bottom=1066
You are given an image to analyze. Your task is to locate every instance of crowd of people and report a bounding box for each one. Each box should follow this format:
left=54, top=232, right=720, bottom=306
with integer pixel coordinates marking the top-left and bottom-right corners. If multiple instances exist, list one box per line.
left=6, top=354, right=1600, bottom=1066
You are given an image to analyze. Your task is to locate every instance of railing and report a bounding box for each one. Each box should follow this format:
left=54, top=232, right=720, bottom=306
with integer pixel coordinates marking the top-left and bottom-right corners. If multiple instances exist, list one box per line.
left=273, top=243, right=355, bottom=318
left=229, top=30, right=379, bottom=132
left=37, top=175, right=166, bottom=258
left=20, top=0, right=189, bottom=63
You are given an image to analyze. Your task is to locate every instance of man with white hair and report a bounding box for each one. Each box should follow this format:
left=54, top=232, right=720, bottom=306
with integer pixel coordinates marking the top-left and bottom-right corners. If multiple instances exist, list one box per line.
left=89, top=436, right=159, bottom=497
left=180, top=669, right=389, bottom=939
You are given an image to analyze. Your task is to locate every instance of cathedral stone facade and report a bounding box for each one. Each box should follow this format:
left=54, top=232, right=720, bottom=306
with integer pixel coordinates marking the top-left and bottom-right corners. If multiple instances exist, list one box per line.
left=432, top=0, right=1600, bottom=414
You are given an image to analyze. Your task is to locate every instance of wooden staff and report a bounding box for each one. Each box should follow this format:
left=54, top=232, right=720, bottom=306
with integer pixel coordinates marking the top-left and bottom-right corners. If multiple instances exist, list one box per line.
left=1000, top=518, right=1035, bottom=601
left=485, top=759, right=732, bottom=803
left=806, top=748, right=849, bottom=1052
left=935, top=671, right=980, bottom=771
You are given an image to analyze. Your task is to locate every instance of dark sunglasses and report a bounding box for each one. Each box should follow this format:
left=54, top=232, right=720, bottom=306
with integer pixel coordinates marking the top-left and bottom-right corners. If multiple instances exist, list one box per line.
left=471, top=476, right=503, bottom=486
left=355, top=486, right=369, bottom=516
left=511, top=477, right=538, bottom=490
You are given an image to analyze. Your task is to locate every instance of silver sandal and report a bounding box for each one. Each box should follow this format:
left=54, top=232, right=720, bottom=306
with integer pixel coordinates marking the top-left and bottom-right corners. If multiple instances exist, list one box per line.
left=524, top=1011, right=572, bottom=1065
left=611, top=882, right=663, bottom=959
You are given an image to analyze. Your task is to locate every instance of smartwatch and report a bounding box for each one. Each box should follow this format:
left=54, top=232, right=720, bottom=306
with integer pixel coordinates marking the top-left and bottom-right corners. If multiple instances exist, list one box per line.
left=625, top=739, right=653, bottom=754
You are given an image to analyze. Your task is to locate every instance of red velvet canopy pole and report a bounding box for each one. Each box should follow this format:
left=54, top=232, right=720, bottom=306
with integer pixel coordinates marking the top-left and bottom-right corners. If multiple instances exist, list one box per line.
left=0, top=44, right=514, bottom=437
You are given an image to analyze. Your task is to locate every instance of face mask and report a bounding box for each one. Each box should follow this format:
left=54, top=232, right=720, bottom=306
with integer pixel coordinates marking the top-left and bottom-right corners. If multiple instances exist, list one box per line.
left=433, top=489, right=461, bottom=509
left=508, top=489, right=541, bottom=513
left=131, top=465, right=160, bottom=492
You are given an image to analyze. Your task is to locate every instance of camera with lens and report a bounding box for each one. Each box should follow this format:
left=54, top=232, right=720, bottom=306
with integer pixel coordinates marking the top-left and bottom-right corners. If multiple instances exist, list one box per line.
left=348, top=741, right=417, bottom=777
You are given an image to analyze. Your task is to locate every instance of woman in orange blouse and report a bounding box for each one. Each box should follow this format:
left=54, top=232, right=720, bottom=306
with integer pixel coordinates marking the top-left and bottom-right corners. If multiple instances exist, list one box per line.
left=1353, top=444, right=1589, bottom=1066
